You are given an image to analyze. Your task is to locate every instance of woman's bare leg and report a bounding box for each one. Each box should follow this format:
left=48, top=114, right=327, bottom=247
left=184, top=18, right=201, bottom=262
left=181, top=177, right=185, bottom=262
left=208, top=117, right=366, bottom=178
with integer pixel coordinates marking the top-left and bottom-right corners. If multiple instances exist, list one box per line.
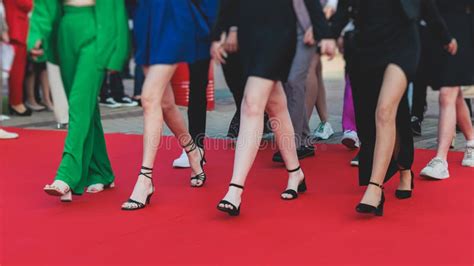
left=360, top=64, right=408, bottom=206
left=435, top=87, right=459, bottom=160
left=455, top=90, right=474, bottom=142
left=305, top=55, right=319, bottom=121
left=219, top=77, right=275, bottom=209
left=124, top=64, right=177, bottom=206
left=161, top=84, right=206, bottom=186
left=266, top=82, right=304, bottom=199
left=40, top=70, right=54, bottom=109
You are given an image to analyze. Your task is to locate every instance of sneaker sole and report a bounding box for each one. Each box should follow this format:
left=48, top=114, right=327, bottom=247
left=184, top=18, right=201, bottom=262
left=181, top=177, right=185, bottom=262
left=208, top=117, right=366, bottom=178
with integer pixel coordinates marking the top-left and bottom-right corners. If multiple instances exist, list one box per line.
left=420, top=171, right=450, bottom=180
left=350, top=161, right=359, bottom=167
left=99, top=103, right=122, bottom=108
left=461, top=162, right=474, bottom=167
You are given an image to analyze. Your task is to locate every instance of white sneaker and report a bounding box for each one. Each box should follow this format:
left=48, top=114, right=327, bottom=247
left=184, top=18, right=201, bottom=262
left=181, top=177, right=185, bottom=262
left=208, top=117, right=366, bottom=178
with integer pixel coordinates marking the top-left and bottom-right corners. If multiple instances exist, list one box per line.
left=462, top=144, right=474, bottom=167
left=0, top=129, right=19, bottom=139
left=173, top=149, right=190, bottom=168
left=341, top=130, right=360, bottom=149
left=420, top=158, right=450, bottom=180
left=314, top=122, right=334, bottom=140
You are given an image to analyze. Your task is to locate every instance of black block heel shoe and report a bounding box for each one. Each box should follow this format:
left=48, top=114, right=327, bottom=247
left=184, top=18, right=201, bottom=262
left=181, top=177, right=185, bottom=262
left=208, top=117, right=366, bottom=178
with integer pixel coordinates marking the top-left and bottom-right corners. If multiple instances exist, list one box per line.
left=395, top=170, right=414, bottom=199
left=122, top=166, right=155, bottom=211
left=217, top=183, right=243, bottom=216
left=9, top=105, right=32, bottom=116
left=356, top=182, right=385, bottom=216
left=281, top=166, right=306, bottom=200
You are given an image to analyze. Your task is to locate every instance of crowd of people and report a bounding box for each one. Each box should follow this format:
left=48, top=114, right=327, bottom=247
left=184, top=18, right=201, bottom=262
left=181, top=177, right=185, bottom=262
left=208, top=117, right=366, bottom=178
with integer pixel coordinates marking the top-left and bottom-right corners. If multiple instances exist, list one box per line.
left=0, top=0, right=473, bottom=217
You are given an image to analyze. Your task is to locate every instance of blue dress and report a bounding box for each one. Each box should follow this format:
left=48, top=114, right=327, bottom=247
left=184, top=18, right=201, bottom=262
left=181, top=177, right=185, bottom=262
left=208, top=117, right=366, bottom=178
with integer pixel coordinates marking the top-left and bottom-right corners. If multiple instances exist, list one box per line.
left=134, top=0, right=217, bottom=65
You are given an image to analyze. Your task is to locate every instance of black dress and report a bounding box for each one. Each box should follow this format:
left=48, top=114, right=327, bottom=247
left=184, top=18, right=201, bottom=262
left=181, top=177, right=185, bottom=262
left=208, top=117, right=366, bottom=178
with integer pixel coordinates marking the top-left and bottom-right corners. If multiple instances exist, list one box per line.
left=331, top=0, right=422, bottom=185
left=213, top=0, right=330, bottom=82
left=430, top=0, right=474, bottom=88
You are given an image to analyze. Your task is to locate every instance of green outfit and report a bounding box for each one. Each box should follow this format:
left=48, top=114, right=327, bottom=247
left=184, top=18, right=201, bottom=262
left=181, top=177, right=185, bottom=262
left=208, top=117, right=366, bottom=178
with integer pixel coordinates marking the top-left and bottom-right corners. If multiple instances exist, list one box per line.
left=28, top=2, right=130, bottom=194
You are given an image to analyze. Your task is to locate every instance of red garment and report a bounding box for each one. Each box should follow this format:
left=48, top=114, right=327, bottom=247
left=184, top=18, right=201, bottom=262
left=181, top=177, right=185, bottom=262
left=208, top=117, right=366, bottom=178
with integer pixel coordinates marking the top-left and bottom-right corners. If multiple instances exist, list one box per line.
left=8, top=41, right=27, bottom=105
left=3, top=0, right=33, bottom=44
left=4, top=0, right=32, bottom=106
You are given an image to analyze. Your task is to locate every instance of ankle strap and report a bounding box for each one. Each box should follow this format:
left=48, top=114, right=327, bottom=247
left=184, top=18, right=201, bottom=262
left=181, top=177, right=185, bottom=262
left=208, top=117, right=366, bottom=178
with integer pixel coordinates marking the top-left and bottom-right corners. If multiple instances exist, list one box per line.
left=287, top=166, right=301, bottom=173
left=229, top=183, right=244, bottom=190
left=182, top=139, right=197, bottom=154
left=140, top=166, right=153, bottom=179
left=369, top=182, right=383, bottom=189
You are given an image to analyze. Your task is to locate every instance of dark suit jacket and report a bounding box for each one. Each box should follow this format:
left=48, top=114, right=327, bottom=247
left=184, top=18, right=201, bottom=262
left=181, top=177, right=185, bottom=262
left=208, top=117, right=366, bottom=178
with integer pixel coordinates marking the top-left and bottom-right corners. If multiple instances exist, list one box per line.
left=3, top=0, right=32, bottom=44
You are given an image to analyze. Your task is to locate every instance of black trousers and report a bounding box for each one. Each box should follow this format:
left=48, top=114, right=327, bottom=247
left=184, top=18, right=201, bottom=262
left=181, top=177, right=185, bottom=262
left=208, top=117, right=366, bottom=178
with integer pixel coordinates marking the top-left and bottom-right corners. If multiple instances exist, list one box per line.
left=222, top=52, right=246, bottom=138
left=350, top=66, right=414, bottom=186
left=188, top=58, right=211, bottom=148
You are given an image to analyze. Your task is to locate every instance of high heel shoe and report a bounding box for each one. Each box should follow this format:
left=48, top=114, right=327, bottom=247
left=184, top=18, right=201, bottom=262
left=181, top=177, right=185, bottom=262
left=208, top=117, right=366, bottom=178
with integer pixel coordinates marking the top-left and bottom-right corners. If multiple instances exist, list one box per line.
left=281, top=166, right=306, bottom=200
left=121, top=166, right=155, bottom=211
left=395, top=170, right=414, bottom=199
left=9, top=105, right=32, bottom=116
left=44, top=180, right=72, bottom=202
left=182, top=139, right=207, bottom=187
left=217, top=183, right=243, bottom=216
left=356, top=182, right=385, bottom=216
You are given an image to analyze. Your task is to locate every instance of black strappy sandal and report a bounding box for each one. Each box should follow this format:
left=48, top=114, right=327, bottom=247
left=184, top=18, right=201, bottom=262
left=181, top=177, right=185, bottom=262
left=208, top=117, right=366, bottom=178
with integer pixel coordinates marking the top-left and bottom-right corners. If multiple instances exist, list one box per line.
left=182, top=139, right=207, bottom=188
left=355, top=182, right=385, bottom=216
left=217, top=183, right=243, bottom=216
left=281, top=166, right=306, bottom=200
left=395, top=169, right=414, bottom=199
left=121, top=166, right=155, bottom=211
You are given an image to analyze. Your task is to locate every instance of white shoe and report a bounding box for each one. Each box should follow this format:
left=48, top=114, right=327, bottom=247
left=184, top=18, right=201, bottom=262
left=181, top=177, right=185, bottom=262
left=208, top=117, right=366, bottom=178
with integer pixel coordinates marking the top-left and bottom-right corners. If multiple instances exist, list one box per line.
left=86, top=182, right=115, bottom=193
left=0, top=129, right=19, bottom=139
left=341, top=130, right=360, bottom=149
left=462, top=144, right=474, bottom=167
left=420, top=158, right=450, bottom=180
left=173, top=149, right=190, bottom=168
left=313, top=122, right=334, bottom=140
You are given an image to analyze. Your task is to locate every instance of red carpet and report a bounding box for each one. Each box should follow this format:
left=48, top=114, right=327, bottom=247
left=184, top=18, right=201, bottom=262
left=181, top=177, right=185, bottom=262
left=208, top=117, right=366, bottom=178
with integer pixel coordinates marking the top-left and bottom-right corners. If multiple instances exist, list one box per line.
left=0, top=128, right=472, bottom=265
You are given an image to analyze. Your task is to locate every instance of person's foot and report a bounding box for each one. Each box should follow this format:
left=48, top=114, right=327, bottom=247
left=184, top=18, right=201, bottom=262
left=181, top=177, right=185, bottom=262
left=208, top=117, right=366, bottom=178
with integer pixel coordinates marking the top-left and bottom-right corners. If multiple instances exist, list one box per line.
left=25, top=101, right=46, bottom=112
left=341, top=130, right=360, bottom=149
left=121, top=172, right=154, bottom=209
left=0, top=129, right=19, bottom=139
left=187, top=146, right=206, bottom=187
left=42, top=101, right=55, bottom=112
left=281, top=167, right=305, bottom=200
left=397, top=170, right=413, bottom=191
left=411, top=116, right=422, bottom=136
left=115, top=96, right=139, bottom=107
left=350, top=153, right=359, bottom=167
left=359, top=183, right=383, bottom=207
left=86, top=182, right=115, bottom=193
left=420, top=158, right=450, bottom=180
left=9, top=104, right=32, bottom=116
left=313, top=121, right=334, bottom=140
left=272, top=146, right=315, bottom=163
left=462, top=143, right=474, bottom=167
left=173, top=149, right=191, bottom=168
left=100, top=97, right=122, bottom=108
left=218, top=185, right=243, bottom=211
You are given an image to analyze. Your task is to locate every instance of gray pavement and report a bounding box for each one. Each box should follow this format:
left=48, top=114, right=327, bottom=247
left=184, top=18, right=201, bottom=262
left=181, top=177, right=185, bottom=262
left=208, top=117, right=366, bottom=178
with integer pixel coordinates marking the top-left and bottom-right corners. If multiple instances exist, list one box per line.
left=2, top=56, right=472, bottom=151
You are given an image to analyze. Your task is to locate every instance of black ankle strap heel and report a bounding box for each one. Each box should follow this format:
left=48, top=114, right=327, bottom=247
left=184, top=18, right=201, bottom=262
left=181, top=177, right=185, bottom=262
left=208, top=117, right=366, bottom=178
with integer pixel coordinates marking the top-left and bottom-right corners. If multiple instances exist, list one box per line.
left=217, top=183, right=244, bottom=216
left=395, top=169, right=414, bottom=199
left=356, top=182, right=385, bottom=216
left=281, top=166, right=306, bottom=200
left=182, top=139, right=207, bottom=187
left=121, top=166, right=155, bottom=211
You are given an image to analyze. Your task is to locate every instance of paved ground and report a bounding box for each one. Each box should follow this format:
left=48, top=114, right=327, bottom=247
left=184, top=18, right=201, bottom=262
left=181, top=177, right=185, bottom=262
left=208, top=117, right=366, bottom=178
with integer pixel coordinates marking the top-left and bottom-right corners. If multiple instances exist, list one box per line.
left=2, top=56, right=472, bottom=151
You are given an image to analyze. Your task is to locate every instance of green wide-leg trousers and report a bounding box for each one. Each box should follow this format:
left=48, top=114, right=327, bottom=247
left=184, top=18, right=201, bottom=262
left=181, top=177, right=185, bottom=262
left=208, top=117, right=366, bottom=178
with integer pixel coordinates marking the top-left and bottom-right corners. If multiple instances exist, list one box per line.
left=55, top=6, right=114, bottom=194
